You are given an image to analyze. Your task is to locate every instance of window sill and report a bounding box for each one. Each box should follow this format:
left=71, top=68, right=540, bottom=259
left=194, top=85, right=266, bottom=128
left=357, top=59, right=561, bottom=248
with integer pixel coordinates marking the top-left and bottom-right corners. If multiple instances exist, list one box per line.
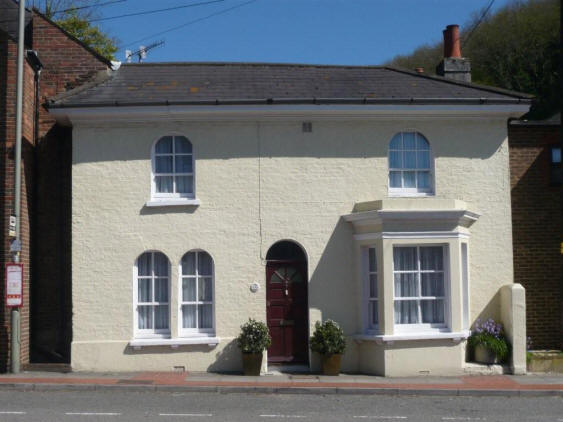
left=354, top=330, right=469, bottom=344
left=388, top=192, right=435, bottom=198
left=145, top=198, right=201, bottom=207
left=129, top=336, right=219, bottom=349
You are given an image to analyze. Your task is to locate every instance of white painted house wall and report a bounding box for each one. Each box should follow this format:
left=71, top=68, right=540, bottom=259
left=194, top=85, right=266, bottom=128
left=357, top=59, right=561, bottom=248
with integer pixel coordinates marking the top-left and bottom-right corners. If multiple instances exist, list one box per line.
left=69, top=111, right=517, bottom=375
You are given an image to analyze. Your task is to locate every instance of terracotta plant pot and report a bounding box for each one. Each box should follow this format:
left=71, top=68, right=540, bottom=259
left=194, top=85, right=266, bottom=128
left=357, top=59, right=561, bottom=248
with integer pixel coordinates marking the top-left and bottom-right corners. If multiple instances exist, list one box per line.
left=242, top=352, right=263, bottom=375
left=321, top=354, right=342, bottom=375
left=474, top=344, right=499, bottom=364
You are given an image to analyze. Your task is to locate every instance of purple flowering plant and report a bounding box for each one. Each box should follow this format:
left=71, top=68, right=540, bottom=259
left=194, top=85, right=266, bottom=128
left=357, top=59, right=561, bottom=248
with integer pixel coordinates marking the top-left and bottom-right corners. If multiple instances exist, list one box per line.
left=468, top=318, right=509, bottom=361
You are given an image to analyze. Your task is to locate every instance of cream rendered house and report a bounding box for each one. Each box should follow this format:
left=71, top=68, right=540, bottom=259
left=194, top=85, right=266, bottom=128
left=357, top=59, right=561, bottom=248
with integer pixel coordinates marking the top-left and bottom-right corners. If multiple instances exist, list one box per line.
left=49, top=60, right=531, bottom=376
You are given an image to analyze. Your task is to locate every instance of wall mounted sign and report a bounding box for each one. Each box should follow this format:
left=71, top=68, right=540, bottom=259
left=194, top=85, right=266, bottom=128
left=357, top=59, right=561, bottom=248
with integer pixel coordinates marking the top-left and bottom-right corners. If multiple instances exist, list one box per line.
left=5, top=263, right=23, bottom=307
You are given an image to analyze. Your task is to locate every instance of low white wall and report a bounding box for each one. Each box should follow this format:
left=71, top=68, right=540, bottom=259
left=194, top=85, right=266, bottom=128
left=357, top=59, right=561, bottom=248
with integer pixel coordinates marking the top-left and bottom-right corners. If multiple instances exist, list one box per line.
left=500, top=283, right=526, bottom=374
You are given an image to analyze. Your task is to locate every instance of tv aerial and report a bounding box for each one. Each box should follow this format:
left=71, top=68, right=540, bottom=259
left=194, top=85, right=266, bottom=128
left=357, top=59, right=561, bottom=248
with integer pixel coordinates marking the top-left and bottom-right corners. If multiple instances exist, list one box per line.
left=125, top=40, right=165, bottom=63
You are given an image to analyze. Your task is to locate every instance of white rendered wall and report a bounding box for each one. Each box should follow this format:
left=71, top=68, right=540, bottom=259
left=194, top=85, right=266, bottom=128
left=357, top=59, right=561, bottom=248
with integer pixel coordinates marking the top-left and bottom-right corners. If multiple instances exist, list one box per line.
left=71, top=117, right=514, bottom=373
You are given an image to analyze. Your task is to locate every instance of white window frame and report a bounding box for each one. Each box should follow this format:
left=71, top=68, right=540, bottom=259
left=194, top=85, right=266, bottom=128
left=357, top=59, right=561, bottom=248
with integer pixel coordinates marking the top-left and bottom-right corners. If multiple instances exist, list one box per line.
left=133, top=251, right=171, bottom=339
left=151, top=134, right=195, bottom=200
left=392, top=244, right=450, bottom=333
left=388, top=131, right=434, bottom=197
left=362, top=246, right=379, bottom=334
left=178, top=250, right=215, bottom=337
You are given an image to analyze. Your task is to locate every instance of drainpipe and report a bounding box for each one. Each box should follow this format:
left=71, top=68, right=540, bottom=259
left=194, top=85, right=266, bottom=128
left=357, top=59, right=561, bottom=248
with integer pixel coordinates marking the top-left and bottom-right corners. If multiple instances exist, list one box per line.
left=11, top=0, right=26, bottom=374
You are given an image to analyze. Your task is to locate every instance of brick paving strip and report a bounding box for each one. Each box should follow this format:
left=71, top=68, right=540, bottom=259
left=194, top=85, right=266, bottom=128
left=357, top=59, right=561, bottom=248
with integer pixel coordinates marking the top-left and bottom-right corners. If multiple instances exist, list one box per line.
left=0, top=373, right=560, bottom=396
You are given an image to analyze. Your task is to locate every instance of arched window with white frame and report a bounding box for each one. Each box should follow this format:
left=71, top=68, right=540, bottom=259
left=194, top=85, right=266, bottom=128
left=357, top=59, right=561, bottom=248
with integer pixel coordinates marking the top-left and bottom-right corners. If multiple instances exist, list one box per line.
left=179, top=250, right=215, bottom=336
left=134, top=251, right=170, bottom=338
left=388, top=131, right=434, bottom=195
left=152, top=135, right=194, bottom=199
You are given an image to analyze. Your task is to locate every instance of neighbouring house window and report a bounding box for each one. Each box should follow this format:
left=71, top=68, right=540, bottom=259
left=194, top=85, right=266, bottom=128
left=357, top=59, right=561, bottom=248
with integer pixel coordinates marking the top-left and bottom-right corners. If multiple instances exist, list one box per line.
left=550, top=146, right=562, bottom=185
left=365, top=247, right=378, bottom=331
left=134, top=251, right=170, bottom=337
left=180, top=251, right=214, bottom=335
left=389, top=132, right=433, bottom=195
left=393, top=246, right=447, bottom=330
left=152, top=135, right=194, bottom=198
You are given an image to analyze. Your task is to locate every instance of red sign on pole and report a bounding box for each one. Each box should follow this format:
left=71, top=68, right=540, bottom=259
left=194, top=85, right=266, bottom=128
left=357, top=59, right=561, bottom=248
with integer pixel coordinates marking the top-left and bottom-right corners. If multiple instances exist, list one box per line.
left=5, top=264, right=23, bottom=307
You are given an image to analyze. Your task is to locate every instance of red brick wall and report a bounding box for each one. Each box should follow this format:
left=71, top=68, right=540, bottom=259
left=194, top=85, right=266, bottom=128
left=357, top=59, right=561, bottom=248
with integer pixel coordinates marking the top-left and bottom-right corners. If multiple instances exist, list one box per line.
left=509, top=123, right=562, bottom=350
left=0, top=33, right=37, bottom=371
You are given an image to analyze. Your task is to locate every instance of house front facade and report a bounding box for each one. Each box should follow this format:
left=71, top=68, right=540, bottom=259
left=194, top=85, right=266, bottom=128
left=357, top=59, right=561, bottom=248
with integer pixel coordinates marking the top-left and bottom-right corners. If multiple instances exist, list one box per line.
left=49, top=57, right=531, bottom=376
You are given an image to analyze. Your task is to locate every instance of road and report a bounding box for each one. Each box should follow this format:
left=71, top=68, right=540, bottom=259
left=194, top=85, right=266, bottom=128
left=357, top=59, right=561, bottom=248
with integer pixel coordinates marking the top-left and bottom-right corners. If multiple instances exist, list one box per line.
left=0, top=390, right=561, bottom=421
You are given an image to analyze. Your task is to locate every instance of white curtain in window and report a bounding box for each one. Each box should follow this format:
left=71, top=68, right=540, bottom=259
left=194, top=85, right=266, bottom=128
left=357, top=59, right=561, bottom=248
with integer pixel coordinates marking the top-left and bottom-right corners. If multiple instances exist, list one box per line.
left=136, top=251, right=170, bottom=333
left=393, top=246, right=445, bottom=325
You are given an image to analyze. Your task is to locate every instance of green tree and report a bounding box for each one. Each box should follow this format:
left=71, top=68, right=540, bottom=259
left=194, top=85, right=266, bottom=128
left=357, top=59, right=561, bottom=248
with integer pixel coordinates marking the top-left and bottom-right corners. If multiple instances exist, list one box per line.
left=55, top=11, right=117, bottom=60
left=387, top=0, right=561, bottom=119
left=30, top=0, right=118, bottom=60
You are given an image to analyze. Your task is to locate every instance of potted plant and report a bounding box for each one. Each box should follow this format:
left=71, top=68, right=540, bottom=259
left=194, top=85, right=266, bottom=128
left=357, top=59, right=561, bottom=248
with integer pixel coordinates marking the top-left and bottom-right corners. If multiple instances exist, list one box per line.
left=468, top=318, right=510, bottom=364
left=236, top=318, right=271, bottom=376
left=310, top=319, right=346, bottom=375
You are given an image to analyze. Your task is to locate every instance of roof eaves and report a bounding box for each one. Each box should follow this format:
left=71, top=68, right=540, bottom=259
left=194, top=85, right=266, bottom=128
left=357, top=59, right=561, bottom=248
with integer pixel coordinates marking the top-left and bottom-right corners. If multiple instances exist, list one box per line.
left=48, top=96, right=532, bottom=109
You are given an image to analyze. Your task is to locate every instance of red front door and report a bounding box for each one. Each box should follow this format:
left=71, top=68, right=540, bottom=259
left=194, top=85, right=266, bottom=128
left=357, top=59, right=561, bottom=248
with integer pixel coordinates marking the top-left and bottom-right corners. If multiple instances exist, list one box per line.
left=266, top=261, right=308, bottom=364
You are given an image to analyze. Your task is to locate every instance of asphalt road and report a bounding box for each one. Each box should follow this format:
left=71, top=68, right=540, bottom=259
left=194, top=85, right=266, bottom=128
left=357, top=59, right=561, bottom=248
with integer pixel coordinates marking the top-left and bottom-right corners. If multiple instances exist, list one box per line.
left=0, top=390, right=561, bottom=422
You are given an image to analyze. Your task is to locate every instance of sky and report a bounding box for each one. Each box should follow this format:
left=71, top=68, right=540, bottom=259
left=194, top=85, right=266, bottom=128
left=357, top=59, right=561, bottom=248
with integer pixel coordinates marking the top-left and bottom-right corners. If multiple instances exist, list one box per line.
left=89, top=0, right=515, bottom=65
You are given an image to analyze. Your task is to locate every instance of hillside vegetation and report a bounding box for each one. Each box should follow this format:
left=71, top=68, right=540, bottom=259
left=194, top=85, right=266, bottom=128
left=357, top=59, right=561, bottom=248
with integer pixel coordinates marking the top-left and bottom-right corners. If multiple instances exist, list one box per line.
left=387, top=0, right=560, bottom=119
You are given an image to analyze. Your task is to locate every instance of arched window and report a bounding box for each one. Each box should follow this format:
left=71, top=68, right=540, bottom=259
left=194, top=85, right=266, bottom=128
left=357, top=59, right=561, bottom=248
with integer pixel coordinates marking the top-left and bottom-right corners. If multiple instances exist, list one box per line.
left=134, top=251, right=170, bottom=338
left=152, top=135, right=194, bottom=199
left=179, top=250, right=214, bottom=336
left=388, top=132, right=433, bottom=195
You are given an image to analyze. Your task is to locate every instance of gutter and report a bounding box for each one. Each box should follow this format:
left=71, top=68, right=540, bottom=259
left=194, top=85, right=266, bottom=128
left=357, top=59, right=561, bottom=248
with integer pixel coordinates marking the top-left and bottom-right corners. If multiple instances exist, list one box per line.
left=47, top=96, right=532, bottom=109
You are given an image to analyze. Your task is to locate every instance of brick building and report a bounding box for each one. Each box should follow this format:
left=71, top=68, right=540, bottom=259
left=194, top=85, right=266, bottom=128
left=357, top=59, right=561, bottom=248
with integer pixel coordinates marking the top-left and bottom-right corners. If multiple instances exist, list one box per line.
left=509, top=113, right=562, bottom=350
left=0, top=0, right=110, bottom=371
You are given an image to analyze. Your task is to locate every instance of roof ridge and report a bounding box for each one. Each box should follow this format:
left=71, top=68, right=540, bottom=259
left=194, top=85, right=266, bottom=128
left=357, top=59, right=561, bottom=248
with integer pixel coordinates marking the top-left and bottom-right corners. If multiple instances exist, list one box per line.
left=121, top=61, right=386, bottom=69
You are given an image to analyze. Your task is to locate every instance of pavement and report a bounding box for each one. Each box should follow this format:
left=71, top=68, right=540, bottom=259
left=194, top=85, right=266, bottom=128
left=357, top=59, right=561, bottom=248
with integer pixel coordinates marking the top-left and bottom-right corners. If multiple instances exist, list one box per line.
left=0, top=370, right=562, bottom=397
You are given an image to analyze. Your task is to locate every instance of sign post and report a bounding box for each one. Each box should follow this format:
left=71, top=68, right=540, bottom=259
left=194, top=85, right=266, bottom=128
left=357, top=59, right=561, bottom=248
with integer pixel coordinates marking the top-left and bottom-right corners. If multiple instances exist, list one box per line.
left=6, top=263, right=23, bottom=374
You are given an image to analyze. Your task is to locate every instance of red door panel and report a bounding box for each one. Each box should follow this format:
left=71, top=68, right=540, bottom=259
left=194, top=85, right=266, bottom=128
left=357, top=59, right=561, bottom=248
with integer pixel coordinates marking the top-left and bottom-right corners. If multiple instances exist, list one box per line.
left=266, top=262, right=308, bottom=364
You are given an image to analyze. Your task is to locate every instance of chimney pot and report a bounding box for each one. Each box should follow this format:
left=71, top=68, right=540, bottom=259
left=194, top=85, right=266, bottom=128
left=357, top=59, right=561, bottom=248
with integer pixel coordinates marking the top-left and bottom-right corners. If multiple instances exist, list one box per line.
left=436, top=24, right=471, bottom=82
left=443, top=24, right=461, bottom=58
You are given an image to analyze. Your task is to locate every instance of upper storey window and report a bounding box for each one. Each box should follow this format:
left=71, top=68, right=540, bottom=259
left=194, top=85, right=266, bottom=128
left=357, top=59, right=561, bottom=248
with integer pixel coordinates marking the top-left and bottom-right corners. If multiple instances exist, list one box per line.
left=389, top=132, right=434, bottom=196
left=152, top=135, right=194, bottom=199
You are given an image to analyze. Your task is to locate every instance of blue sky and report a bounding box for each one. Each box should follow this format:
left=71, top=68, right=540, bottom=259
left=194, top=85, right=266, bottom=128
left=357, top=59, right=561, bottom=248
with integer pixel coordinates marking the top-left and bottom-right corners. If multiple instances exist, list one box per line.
left=93, top=0, right=513, bottom=64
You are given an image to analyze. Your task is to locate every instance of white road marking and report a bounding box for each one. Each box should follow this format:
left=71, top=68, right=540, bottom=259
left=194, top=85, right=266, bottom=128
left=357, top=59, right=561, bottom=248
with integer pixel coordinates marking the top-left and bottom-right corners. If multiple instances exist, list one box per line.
left=353, top=417, right=408, bottom=420
left=260, top=415, right=307, bottom=419
left=442, top=418, right=485, bottom=421
left=159, top=414, right=213, bottom=417
left=0, top=411, right=26, bottom=415
left=65, top=412, right=122, bottom=416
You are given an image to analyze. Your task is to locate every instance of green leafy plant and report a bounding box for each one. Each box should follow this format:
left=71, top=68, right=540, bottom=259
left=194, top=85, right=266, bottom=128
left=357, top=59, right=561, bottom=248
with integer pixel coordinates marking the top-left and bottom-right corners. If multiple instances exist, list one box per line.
left=468, top=318, right=510, bottom=361
left=310, top=319, right=346, bottom=356
left=236, top=318, right=271, bottom=354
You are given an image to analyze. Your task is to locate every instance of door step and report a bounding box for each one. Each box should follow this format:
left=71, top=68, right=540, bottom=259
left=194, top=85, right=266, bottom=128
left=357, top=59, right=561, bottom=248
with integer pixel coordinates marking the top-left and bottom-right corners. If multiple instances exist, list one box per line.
left=267, top=363, right=311, bottom=375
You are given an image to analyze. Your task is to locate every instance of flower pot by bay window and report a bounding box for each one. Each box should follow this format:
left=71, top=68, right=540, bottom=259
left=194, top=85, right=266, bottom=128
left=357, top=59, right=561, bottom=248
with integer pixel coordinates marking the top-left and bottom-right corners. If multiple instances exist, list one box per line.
left=474, top=344, right=500, bottom=365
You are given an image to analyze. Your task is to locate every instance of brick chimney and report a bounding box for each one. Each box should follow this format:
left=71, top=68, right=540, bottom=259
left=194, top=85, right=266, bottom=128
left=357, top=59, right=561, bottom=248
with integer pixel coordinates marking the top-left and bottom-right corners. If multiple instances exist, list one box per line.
left=436, top=24, right=471, bottom=82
